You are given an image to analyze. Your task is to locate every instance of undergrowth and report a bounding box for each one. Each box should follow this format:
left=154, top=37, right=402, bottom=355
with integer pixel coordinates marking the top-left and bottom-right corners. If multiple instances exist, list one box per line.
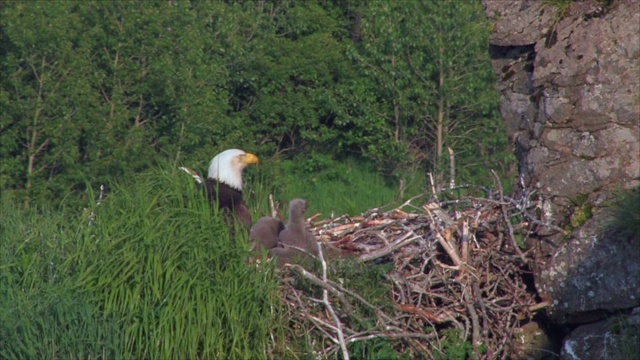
left=0, top=167, right=283, bottom=359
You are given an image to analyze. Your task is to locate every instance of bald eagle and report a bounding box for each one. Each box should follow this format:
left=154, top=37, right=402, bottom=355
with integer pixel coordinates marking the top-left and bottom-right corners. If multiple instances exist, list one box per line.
left=203, top=149, right=259, bottom=230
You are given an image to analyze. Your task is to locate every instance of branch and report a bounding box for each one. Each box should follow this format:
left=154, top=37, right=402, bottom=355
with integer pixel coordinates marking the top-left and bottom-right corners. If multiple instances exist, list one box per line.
left=490, top=170, right=526, bottom=262
left=287, top=264, right=353, bottom=313
left=424, top=209, right=462, bottom=266
left=359, top=230, right=420, bottom=262
left=319, top=243, right=349, bottom=360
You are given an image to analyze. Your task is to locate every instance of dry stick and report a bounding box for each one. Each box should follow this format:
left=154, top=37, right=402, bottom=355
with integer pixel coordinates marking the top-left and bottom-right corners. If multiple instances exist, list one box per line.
left=527, top=301, right=550, bottom=313
left=396, top=193, right=428, bottom=211
left=359, top=230, right=420, bottom=262
left=425, top=209, right=462, bottom=266
left=498, top=307, right=519, bottom=360
left=319, top=242, right=350, bottom=360
left=473, top=281, right=491, bottom=353
left=427, top=172, right=437, bottom=196
left=490, top=170, right=526, bottom=262
left=287, top=264, right=354, bottom=313
left=269, top=194, right=278, bottom=218
left=308, top=315, right=341, bottom=339
left=461, top=219, right=469, bottom=264
left=463, top=287, right=480, bottom=360
left=347, top=331, right=437, bottom=343
left=502, top=195, right=569, bottom=235
left=327, top=280, right=399, bottom=326
left=308, top=212, right=322, bottom=222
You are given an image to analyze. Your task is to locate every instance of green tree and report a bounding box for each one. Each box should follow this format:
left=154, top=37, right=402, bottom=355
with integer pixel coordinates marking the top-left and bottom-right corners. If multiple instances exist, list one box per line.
left=0, top=2, right=239, bottom=204
left=349, top=0, right=510, bottom=187
left=1, top=1, right=514, bottom=205
left=224, top=1, right=359, bottom=158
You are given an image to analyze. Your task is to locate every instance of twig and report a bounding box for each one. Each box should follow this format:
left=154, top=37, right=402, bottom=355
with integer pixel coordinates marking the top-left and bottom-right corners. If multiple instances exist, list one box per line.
left=359, top=231, right=420, bottom=262
left=287, top=264, right=353, bottom=313
left=319, top=242, right=349, bottom=360
left=308, top=212, right=322, bottom=222
left=490, top=170, right=526, bottom=262
left=461, top=219, right=469, bottom=264
left=395, top=193, right=428, bottom=211
left=425, top=209, right=462, bottom=266
left=428, top=172, right=437, bottom=197
left=327, top=280, right=398, bottom=326
left=269, top=194, right=277, bottom=218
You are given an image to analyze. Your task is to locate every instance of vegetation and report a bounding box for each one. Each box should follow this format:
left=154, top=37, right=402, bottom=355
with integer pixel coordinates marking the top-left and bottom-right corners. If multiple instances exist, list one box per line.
left=1, top=0, right=514, bottom=208
left=0, top=168, right=282, bottom=359
left=246, top=156, right=426, bottom=217
left=611, top=313, right=640, bottom=360
left=1, top=1, right=514, bottom=358
left=609, top=186, right=640, bottom=238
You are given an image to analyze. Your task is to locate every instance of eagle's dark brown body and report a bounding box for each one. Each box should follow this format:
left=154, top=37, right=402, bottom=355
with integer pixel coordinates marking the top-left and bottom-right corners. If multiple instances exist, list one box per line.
left=205, top=178, right=252, bottom=231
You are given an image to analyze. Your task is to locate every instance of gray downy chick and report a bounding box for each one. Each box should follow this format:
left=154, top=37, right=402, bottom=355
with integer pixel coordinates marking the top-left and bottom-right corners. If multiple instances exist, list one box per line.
left=250, top=216, right=285, bottom=255
left=278, top=198, right=318, bottom=256
left=269, top=198, right=318, bottom=267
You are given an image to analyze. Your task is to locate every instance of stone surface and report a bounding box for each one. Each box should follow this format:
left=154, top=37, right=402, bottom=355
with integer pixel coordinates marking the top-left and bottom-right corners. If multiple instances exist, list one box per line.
left=560, top=307, right=640, bottom=360
left=483, top=0, right=555, bottom=46
left=537, top=214, right=640, bottom=323
left=483, top=0, right=640, bottom=323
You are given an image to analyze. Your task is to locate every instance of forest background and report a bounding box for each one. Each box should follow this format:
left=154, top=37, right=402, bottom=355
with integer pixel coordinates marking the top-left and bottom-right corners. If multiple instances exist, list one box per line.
left=1, top=0, right=514, bottom=213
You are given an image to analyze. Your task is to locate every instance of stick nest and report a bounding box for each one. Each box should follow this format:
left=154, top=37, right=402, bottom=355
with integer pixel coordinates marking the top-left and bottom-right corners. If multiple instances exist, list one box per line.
left=273, top=193, right=547, bottom=359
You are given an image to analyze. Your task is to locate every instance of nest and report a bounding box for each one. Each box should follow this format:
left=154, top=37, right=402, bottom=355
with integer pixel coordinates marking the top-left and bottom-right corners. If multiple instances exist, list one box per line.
left=275, top=190, right=551, bottom=359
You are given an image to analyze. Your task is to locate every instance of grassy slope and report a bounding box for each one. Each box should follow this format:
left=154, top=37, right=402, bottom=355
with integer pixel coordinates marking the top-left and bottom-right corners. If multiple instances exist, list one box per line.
left=0, top=168, right=282, bottom=359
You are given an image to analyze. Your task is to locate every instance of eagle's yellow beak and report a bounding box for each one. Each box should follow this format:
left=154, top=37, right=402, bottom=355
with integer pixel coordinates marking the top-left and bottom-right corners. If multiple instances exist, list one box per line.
left=241, top=153, right=259, bottom=165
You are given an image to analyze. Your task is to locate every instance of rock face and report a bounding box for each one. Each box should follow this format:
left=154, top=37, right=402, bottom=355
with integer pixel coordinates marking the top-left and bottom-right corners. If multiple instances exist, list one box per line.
left=560, top=306, right=640, bottom=360
left=482, top=0, right=640, bottom=329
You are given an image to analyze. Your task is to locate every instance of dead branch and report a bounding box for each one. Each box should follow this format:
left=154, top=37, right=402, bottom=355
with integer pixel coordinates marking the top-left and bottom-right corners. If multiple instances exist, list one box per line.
left=318, top=243, right=349, bottom=360
left=491, top=170, right=526, bottom=262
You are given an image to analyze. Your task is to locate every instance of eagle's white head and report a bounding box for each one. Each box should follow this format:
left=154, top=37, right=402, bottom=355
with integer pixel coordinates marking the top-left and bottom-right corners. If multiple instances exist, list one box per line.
left=207, top=149, right=259, bottom=191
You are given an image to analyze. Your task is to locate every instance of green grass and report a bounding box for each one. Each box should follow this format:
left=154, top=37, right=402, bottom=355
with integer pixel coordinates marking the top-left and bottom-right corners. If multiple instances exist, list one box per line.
left=612, top=316, right=640, bottom=360
left=609, top=186, right=640, bottom=238
left=1, top=166, right=283, bottom=359
left=245, top=157, right=428, bottom=218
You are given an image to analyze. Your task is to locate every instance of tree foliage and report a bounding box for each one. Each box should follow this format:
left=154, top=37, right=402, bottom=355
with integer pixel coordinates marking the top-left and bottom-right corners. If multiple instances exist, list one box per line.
left=0, top=1, right=514, bottom=205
